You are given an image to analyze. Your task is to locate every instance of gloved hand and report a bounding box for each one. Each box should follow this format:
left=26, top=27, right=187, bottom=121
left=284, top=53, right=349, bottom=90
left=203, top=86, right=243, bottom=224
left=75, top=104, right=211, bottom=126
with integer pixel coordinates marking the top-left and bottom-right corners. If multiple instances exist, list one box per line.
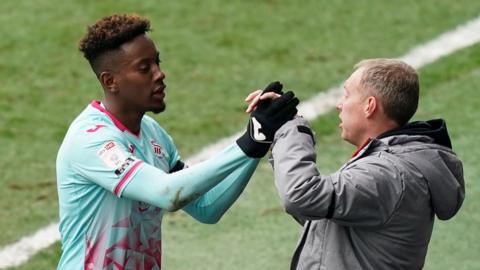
left=237, top=82, right=299, bottom=158
left=253, top=80, right=284, bottom=109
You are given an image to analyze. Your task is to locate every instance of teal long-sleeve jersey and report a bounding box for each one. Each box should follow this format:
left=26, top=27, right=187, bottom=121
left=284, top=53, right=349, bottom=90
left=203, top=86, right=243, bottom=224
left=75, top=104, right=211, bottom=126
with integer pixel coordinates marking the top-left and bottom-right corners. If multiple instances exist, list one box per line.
left=56, top=101, right=259, bottom=270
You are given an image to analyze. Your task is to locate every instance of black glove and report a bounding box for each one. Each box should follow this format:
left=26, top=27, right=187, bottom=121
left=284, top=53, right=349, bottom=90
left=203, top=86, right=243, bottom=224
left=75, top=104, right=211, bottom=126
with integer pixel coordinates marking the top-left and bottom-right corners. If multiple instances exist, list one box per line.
left=255, top=81, right=284, bottom=109
left=237, top=82, right=299, bottom=158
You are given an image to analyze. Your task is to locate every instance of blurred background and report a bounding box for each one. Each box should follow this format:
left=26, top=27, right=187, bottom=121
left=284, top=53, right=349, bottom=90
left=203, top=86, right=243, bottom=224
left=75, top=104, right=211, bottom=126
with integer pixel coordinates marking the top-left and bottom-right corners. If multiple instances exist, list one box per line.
left=0, top=0, right=479, bottom=269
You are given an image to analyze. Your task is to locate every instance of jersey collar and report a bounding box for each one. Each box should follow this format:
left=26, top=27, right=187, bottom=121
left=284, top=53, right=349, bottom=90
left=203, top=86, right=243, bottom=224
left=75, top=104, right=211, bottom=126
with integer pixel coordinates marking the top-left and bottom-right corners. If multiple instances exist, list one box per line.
left=90, top=100, right=141, bottom=137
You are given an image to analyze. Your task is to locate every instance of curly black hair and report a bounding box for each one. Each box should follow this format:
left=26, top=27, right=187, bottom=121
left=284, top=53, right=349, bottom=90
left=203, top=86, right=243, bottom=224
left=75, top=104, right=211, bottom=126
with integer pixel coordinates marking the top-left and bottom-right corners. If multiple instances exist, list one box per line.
left=79, top=14, right=151, bottom=69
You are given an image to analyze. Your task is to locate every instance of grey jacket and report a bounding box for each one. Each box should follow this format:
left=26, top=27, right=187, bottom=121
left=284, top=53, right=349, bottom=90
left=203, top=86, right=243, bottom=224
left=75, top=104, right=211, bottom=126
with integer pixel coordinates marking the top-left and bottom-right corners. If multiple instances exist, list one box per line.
left=270, top=118, right=464, bottom=270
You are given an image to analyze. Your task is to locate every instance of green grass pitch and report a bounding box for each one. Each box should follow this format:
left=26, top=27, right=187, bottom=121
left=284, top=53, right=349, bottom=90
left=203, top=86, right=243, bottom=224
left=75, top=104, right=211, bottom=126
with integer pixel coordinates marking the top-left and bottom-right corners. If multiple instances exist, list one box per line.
left=1, top=1, right=480, bottom=269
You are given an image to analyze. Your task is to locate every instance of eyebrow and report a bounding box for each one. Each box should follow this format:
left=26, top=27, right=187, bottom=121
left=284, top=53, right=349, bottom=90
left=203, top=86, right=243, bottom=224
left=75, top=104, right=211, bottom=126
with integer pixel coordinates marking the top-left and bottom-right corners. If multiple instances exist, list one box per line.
left=132, top=51, right=160, bottom=66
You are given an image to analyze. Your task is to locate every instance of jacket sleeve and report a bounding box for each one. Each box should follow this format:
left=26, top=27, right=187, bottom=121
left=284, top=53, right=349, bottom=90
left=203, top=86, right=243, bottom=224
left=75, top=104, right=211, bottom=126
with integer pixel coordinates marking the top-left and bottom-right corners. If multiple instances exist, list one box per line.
left=270, top=118, right=402, bottom=228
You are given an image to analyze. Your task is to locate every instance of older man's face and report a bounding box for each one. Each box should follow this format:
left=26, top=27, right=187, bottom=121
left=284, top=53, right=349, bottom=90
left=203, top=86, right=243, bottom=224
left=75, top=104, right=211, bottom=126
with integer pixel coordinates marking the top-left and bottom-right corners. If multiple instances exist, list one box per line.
left=336, top=68, right=370, bottom=147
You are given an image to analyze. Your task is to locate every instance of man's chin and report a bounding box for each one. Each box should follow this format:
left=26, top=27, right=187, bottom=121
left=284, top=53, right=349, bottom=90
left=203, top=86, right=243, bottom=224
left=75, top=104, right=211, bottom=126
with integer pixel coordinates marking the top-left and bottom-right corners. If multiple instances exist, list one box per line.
left=340, top=132, right=351, bottom=144
left=151, top=104, right=166, bottom=114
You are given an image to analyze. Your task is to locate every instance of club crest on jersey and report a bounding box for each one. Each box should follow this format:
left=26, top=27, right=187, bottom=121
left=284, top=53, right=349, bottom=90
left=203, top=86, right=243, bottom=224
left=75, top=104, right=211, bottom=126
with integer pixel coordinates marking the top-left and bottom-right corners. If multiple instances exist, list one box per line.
left=151, top=140, right=164, bottom=159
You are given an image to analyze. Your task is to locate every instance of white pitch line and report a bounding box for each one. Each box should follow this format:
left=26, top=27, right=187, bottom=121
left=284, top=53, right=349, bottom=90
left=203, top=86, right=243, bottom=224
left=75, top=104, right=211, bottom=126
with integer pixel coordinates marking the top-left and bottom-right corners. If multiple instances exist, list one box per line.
left=0, top=223, right=59, bottom=268
left=400, top=17, right=480, bottom=69
left=2, top=16, right=480, bottom=269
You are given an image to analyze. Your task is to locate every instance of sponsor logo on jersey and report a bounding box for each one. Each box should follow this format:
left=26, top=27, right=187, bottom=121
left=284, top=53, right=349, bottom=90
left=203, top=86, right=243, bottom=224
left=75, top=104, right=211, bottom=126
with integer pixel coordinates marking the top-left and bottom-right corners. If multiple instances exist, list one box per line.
left=114, top=157, right=135, bottom=176
left=86, top=124, right=106, bottom=133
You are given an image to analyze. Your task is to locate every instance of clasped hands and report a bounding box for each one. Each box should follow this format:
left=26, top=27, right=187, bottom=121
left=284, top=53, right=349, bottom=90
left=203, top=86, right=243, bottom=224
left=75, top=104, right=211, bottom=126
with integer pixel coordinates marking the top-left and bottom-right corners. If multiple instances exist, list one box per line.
left=236, top=81, right=299, bottom=158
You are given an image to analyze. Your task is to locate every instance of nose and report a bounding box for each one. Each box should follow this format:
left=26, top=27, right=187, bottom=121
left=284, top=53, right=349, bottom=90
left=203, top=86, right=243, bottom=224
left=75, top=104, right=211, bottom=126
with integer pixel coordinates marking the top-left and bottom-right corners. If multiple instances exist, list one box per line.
left=153, top=64, right=165, bottom=82
left=336, top=99, right=342, bottom=112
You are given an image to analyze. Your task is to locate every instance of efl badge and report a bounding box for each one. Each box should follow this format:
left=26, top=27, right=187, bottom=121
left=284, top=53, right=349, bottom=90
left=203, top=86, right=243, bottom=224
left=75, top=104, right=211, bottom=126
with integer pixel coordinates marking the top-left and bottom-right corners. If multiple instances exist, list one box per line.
left=97, top=141, right=128, bottom=169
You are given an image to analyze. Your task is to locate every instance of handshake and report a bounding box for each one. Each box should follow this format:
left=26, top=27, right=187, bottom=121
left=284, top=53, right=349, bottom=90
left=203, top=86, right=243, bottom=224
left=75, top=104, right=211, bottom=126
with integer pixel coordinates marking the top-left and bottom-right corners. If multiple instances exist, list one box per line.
left=237, top=81, right=299, bottom=158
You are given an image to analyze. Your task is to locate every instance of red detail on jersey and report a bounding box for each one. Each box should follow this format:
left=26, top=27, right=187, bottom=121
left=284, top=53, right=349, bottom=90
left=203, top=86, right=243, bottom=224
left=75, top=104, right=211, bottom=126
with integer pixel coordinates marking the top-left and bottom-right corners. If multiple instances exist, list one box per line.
left=86, top=124, right=106, bottom=133
left=129, top=144, right=135, bottom=153
left=114, top=161, right=143, bottom=196
left=90, top=101, right=141, bottom=137
left=85, top=228, right=108, bottom=270
left=113, top=261, right=125, bottom=270
left=138, top=207, right=149, bottom=213
left=104, top=141, right=115, bottom=150
left=86, top=217, right=162, bottom=269
left=138, top=202, right=150, bottom=212
left=112, top=217, right=131, bottom=228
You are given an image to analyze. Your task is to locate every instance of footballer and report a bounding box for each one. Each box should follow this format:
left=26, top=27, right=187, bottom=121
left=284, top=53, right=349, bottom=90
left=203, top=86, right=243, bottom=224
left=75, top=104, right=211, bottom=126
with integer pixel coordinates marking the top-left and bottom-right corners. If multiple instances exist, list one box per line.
left=56, top=14, right=298, bottom=269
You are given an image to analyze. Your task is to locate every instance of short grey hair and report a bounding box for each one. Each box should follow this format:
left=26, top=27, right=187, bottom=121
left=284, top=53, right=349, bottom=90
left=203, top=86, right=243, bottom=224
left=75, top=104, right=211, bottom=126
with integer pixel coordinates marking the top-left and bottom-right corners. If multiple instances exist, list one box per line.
left=355, top=58, right=419, bottom=126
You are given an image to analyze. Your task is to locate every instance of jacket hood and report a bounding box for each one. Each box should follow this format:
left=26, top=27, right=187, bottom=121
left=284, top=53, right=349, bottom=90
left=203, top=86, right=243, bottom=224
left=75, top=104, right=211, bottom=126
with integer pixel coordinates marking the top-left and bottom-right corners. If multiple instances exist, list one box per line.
left=378, top=119, right=452, bottom=149
left=376, top=119, right=464, bottom=220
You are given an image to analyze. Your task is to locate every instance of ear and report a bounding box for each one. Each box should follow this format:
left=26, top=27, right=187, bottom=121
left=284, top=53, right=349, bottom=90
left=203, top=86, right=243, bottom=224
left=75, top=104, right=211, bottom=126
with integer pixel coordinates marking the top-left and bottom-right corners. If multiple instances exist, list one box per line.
left=364, top=96, right=378, bottom=118
left=99, top=71, right=118, bottom=94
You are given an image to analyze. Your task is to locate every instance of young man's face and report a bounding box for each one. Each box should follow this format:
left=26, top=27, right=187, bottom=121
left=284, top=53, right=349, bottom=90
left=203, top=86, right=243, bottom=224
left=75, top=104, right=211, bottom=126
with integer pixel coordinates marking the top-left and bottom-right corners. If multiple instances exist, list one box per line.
left=114, top=34, right=166, bottom=114
left=336, top=68, right=369, bottom=147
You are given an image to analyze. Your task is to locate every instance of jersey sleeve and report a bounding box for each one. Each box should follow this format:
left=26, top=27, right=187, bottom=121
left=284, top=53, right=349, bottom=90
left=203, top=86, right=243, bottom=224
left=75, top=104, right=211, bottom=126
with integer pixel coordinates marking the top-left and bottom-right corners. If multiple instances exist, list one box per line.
left=182, top=156, right=259, bottom=223
left=69, top=126, right=143, bottom=197
left=69, top=119, right=259, bottom=211
left=122, top=143, right=258, bottom=211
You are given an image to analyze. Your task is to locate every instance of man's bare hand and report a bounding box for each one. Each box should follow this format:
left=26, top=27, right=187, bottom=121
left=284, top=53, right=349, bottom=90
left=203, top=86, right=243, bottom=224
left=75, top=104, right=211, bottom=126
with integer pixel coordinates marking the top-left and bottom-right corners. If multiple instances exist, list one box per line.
left=245, top=90, right=281, bottom=113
